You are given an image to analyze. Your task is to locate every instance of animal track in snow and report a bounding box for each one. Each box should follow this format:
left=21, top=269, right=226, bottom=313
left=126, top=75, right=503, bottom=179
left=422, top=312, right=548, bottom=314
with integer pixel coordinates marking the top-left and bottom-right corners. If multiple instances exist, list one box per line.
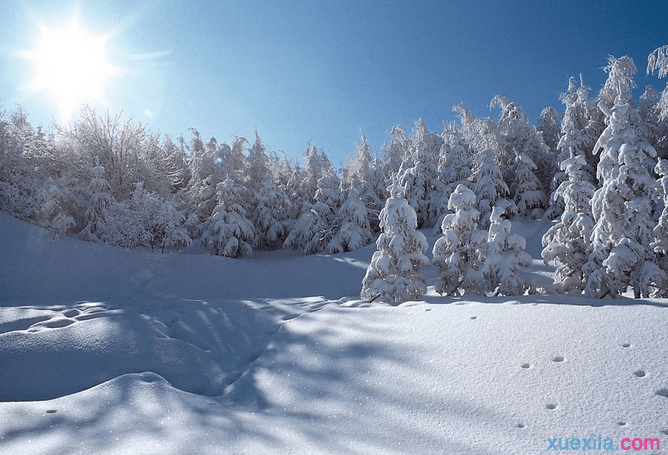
left=552, top=356, right=565, bottom=363
left=520, top=363, right=531, bottom=369
left=622, top=343, right=631, bottom=348
left=633, top=370, right=646, bottom=378
left=655, top=388, right=668, bottom=398
left=546, top=404, right=557, bottom=410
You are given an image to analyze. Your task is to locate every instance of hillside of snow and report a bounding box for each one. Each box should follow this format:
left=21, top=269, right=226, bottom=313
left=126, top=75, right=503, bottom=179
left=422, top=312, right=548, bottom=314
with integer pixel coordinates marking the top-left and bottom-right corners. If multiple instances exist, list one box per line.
left=1, top=211, right=668, bottom=454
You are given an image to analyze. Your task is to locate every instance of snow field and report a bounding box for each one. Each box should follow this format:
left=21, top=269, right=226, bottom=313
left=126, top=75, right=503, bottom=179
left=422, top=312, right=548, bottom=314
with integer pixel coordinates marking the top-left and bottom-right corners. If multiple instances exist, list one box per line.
left=1, top=212, right=668, bottom=454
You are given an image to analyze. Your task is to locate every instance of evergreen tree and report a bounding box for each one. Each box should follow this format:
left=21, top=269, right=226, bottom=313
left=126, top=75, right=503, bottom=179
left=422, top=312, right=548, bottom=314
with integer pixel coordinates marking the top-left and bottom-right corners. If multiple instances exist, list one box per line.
left=253, top=176, right=292, bottom=249
left=327, top=186, right=374, bottom=254
left=584, top=56, right=666, bottom=298
left=201, top=178, right=255, bottom=258
left=472, top=149, right=511, bottom=228
left=491, top=94, right=555, bottom=187
left=399, top=119, right=443, bottom=229
left=432, top=184, right=487, bottom=295
left=482, top=202, right=532, bottom=296
left=537, top=106, right=561, bottom=156
left=284, top=171, right=342, bottom=255
left=541, top=153, right=596, bottom=293
left=80, top=162, right=113, bottom=242
left=512, top=151, right=547, bottom=218
left=361, top=177, right=429, bottom=303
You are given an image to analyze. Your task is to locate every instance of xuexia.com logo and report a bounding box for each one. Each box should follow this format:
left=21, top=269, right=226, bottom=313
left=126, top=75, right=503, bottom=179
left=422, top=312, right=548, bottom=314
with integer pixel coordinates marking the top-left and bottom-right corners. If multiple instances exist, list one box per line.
left=546, top=435, right=661, bottom=451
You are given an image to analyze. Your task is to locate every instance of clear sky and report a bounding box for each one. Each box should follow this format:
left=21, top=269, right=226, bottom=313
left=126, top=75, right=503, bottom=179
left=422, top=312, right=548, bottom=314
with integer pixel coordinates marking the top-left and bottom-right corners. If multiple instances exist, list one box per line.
left=1, top=0, right=667, bottom=167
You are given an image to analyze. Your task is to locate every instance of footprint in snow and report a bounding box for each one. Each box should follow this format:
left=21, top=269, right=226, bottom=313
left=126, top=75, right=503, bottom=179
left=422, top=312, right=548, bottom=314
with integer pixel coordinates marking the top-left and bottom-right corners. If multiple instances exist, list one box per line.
left=655, top=388, right=668, bottom=398
left=633, top=370, right=646, bottom=378
left=552, top=356, right=565, bottom=363
left=546, top=404, right=557, bottom=410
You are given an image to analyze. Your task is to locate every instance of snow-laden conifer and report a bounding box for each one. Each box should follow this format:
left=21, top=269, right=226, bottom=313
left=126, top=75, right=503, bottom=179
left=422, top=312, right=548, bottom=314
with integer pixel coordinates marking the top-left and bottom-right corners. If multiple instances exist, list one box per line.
left=472, top=149, right=510, bottom=227
left=432, top=184, right=486, bottom=295
left=541, top=153, right=596, bottom=293
left=361, top=177, right=429, bottom=302
left=482, top=202, right=532, bottom=296
left=327, top=186, right=373, bottom=254
left=512, top=151, right=546, bottom=218
left=201, top=178, right=255, bottom=258
left=584, top=56, right=666, bottom=298
left=80, top=162, right=113, bottom=242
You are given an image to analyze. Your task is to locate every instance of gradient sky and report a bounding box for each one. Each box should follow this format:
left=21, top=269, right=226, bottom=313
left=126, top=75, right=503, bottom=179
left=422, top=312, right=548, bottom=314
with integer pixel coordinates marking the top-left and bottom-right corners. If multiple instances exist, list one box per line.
left=1, top=0, right=667, bottom=167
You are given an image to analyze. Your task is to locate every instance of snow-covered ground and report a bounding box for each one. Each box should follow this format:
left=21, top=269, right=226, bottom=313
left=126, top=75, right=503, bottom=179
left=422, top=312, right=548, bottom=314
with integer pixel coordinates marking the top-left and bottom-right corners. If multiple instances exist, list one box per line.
left=1, top=212, right=668, bottom=454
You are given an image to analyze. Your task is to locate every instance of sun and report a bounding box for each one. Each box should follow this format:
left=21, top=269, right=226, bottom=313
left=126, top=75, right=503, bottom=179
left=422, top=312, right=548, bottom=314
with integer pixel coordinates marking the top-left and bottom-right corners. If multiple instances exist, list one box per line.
left=24, top=16, right=118, bottom=122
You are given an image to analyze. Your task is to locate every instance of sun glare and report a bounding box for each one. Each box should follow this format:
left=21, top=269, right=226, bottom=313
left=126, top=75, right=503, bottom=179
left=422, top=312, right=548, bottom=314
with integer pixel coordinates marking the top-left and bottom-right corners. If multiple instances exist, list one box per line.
left=25, top=16, right=117, bottom=122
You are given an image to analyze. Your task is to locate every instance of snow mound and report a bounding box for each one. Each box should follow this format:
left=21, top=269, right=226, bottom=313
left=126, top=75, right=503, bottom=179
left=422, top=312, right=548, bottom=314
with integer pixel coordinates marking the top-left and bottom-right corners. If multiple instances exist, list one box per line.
left=0, top=298, right=277, bottom=401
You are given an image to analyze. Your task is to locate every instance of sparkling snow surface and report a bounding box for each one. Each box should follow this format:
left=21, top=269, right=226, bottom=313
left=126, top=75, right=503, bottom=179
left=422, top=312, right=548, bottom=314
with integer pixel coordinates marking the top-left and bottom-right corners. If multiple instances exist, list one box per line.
left=1, top=212, right=668, bottom=454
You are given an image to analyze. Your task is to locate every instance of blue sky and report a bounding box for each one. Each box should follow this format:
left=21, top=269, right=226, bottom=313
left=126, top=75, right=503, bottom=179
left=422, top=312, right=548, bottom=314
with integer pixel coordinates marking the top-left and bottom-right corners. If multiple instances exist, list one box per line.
left=1, top=0, right=667, bottom=167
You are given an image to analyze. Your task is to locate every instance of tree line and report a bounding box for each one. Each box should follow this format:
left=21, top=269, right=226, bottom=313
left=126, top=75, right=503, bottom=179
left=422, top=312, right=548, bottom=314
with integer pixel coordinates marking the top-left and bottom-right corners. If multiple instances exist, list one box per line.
left=2, top=46, right=668, bottom=298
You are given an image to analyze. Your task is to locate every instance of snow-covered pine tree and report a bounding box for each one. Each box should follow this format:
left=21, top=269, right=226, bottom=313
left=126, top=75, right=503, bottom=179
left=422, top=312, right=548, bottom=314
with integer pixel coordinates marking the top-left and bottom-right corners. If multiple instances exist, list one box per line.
left=381, top=124, right=410, bottom=178
left=482, top=202, right=532, bottom=296
left=432, top=184, right=487, bottom=295
left=283, top=171, right=342, bottom=255
left=491, top=95, right=555, bottom=188
left=128, top=183, right=191, bottom=252
left=537, top=106, right=561, bottom=156
left=545, top=77, right=600, bottom=218
left=651, top=159, right=668, bottom=279
left=647, top=45, right=668, bottom=158
left=80, top=162, right=113, bottom=242
left=512, top=151, right=547, bottom=218
left=432, top=122, right=473, bottom=233
left=253, top=176, right=292, bottom=249
left=541, top=152, right=596, bottom=293
left=361, top=177, right=429, bottom=303
left=363, top=158, right=388, bottom=233
left=327, top=186, right=374, bottom=254
left=399, top=119, right=443, bottom=229
left=472, top=148, right=511, bottom=228
left=584, top=56, right=667, bottom=298
left=201, top=177, right=255, bottom=258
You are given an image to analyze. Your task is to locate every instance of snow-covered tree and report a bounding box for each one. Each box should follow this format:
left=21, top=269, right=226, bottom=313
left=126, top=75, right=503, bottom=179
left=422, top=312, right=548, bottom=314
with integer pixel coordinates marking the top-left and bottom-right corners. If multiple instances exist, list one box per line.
left=472, top=149, right=511, bottom=227
left=651, top=159, right=668, bottom=283
left=0, top=108, right=42, bottom=221
left=399, top=119, right=443, bottom=229
left=80, top=162, right=113, bottom=242
left=128, top=183, right=191, bottom=252
left=482, top=202, right=532, bottom=296
left=361, top=177, right=429, bottom=303
left=362, top=158, right=388, bottom=232
left=541, top=153, right=596, bottom=293
left=512, top=151, right=546, bottom=218
left=327, top=186, right=374, bottom=254
left=201, top=178, right=255, bottom=258
left=381, top=124, right=410, bottom=177
left=546, top=77, right=600, bottom=218
left=253, top=176, right=292, bottom=249
left=284, top=171, right=342, bottom=255
left=537, top=106, right=561, bottom=156
left=432, top=184, right=487, bottom=295
left=584, top=56, right=666, bottom=298
left=432, top=122, right=473, bottom=232
left=491, top=94, right=555, bottom=191
left=647, top=45, right=668, bottom=157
